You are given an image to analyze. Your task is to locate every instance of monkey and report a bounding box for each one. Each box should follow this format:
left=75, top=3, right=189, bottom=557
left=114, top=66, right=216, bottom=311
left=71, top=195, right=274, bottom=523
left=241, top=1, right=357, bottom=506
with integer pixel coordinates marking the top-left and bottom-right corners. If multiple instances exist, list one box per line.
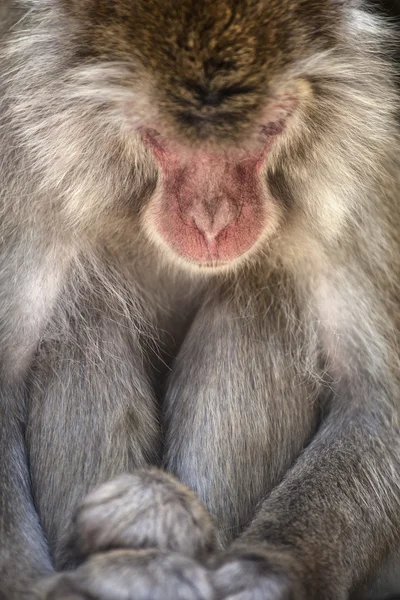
left=0, top=0, right=400, bottom=598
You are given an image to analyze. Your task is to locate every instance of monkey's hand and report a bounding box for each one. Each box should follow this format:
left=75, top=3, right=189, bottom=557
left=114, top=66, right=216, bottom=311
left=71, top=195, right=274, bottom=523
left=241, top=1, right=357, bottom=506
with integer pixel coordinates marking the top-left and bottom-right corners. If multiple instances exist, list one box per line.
left=35, top=470, right=219, bottom=599
left=212, top=546, right=306, bottom=600
left=72, top=469, right=219, bottom=560
left=38, top=549, right=215, bottom=600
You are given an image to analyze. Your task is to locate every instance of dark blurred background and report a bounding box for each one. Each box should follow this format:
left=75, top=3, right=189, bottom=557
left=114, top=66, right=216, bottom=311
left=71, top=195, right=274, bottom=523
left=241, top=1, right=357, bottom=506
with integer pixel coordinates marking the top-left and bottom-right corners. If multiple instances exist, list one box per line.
left=376, top=0, right=400, bottom=18
left=372, top=1, right=400, bottom=67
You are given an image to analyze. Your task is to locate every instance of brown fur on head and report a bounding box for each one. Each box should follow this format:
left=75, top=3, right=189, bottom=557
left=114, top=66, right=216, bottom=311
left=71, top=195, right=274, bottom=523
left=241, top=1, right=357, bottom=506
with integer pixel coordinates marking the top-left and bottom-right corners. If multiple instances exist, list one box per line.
left=60, top=0, right=340, bottom=142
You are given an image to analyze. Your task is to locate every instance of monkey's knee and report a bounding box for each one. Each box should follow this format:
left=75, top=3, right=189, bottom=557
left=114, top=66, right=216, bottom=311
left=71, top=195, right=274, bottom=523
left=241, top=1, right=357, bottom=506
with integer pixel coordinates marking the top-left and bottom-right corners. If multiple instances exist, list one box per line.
left=73, top=469, right=220, bottom=560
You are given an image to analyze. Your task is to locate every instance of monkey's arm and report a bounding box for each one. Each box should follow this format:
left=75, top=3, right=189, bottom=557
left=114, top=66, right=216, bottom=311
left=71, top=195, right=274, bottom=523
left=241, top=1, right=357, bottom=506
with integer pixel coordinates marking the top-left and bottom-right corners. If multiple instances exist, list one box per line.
left=0, top=386, right=54, bottom=594
left=215, top=397, right=400, bottom=600
left=0, top=240, right=70, bottom=596
left=210, top=281, right=400, bottom=600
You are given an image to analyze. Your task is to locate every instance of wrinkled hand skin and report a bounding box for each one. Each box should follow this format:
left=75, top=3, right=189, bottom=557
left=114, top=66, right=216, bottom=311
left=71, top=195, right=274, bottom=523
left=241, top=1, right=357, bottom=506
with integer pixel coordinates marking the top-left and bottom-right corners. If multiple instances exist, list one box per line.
left=34, top=470, right=305, bottom=600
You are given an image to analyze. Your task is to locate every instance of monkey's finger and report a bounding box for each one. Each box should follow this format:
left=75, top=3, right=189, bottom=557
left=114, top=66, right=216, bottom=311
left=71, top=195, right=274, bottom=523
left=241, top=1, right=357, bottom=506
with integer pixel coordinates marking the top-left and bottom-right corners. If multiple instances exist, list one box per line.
left=41, top=549, right=215, bottom=600
left=73, top=469, right=220, bottom=560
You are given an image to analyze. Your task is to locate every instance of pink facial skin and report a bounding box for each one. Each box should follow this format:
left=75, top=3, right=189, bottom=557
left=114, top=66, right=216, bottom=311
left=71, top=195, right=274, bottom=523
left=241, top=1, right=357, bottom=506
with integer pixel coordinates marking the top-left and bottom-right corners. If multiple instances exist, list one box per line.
left=142, top=101, right=294, bottom=266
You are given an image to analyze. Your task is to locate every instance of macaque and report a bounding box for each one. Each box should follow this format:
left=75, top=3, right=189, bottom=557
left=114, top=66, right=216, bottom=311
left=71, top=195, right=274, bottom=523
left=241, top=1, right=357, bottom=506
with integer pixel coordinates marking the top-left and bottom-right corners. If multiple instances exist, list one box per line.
left=0, top=0, right=400, bottom=599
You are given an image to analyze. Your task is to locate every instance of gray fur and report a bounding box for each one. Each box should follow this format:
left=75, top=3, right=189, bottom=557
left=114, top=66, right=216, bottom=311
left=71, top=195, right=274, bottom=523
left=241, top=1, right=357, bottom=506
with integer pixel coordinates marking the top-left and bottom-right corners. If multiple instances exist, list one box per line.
left=0, top=0, right=399, bottom=599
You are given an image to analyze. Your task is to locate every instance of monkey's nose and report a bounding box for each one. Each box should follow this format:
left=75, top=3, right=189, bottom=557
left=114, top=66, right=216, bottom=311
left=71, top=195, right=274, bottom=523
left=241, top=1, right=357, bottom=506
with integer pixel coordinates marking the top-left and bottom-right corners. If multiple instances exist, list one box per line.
left=190, top=199, right=232, bottom=248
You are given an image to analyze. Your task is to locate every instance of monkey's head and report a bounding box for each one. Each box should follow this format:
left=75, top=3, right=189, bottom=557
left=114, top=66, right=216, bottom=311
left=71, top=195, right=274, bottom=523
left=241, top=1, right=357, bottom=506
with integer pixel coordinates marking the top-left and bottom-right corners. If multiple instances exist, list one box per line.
left=39, top=0, right=388, bottom=270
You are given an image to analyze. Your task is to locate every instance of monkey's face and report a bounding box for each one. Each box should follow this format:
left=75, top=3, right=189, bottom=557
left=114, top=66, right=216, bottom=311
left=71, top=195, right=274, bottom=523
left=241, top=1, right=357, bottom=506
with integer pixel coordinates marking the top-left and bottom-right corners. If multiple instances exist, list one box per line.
left=60, top=0, right=347, bottom=270
left=139, top=112, right=293, bottom=267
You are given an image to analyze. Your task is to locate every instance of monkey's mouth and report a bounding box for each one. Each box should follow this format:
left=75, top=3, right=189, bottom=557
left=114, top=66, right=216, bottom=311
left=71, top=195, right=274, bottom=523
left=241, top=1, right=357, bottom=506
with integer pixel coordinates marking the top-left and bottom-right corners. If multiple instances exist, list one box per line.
left=141, top=122, right=285, bottom=267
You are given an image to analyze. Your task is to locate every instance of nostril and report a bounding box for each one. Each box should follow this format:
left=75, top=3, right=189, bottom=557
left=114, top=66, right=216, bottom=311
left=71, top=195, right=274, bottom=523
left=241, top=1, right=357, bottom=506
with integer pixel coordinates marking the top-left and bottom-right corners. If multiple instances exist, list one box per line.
left=187, top=83, right=226, bottom=108
left=185, top=82, right=256, bottom=108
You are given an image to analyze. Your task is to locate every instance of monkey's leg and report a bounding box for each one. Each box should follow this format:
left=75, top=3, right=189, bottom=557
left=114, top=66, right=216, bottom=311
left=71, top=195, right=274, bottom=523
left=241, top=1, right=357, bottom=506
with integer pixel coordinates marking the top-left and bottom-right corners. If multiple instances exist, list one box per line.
left=25, top=300, right=161, bottom=570
left=164, top=286, right=321, bottom=548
